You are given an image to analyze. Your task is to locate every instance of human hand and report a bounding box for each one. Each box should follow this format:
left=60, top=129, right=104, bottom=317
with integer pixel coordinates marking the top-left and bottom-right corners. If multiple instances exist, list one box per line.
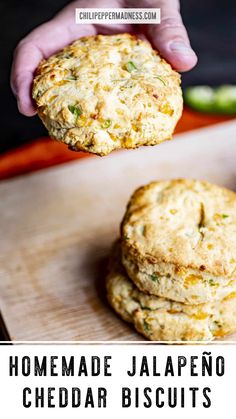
left=11, top=0, right=197, bottom=117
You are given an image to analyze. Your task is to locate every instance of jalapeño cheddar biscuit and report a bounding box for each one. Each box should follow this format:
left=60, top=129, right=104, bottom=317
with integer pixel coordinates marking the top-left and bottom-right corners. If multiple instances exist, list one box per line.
left=32, top=34, right=183, bottom=156
left=121, top=179, right=236, bottom=304
left=106, top=243, right=236, bottom=341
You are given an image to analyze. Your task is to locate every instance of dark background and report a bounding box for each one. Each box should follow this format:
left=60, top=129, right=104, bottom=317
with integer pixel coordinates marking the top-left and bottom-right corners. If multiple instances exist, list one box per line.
left=1, top=0, right=235, bottom=153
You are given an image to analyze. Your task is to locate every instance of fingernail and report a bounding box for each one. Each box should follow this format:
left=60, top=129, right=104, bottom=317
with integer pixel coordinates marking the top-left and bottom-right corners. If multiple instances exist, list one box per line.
left=170, top=42, right=193, bottom=54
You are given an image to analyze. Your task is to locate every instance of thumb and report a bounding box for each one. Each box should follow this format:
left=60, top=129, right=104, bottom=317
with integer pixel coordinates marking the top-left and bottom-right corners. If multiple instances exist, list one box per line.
left=146, top=0, right=197, bottom=72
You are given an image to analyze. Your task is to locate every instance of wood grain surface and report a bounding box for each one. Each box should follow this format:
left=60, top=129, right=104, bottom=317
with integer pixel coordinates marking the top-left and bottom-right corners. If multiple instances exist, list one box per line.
left=1, top=120, right=236, bottom=341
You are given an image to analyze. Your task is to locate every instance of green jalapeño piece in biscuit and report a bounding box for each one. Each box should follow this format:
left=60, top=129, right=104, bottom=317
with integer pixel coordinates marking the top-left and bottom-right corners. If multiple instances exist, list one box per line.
left=121, top=179, right=236, bottom=304
left=106, top=242, right=236, bottom=341
left=32, top=34, right=183, bottom=156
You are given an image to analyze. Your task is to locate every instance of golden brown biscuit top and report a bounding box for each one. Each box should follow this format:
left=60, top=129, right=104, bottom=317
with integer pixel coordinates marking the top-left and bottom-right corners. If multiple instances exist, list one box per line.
left=32, top=34, right=182, bottom=155
left=121, top=179, right=236, bottom=277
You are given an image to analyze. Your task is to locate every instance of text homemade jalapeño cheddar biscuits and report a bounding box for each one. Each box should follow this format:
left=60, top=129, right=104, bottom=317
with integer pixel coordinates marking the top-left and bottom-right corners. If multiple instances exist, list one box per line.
left=32, top=34, right=183, bottom=156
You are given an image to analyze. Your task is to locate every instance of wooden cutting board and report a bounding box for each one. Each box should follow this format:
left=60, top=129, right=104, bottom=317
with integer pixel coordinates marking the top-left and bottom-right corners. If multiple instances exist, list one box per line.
left=1, top=120, right=236, bottom=342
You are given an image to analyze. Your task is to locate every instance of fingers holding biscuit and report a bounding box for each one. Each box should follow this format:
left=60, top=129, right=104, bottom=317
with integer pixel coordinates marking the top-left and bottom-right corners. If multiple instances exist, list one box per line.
left=145, top=0, right=197, bottom=72
left=11, top=41, right=42, bottom=116
left=10, top=19, right=96, bottom=116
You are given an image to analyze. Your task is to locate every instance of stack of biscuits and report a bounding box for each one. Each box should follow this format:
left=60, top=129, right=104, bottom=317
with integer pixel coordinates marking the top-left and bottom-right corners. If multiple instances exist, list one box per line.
left=106, top=179, right=236, bottom=341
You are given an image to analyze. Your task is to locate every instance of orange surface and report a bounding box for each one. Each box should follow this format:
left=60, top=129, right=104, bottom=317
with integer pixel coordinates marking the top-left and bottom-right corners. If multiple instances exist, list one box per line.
left=0, top=108, right=234, bottom=181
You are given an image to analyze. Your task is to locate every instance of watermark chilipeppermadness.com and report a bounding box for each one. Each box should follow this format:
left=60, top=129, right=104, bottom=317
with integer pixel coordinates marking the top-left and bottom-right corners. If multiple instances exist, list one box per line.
left=75, top=8, right=161, bottom=25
